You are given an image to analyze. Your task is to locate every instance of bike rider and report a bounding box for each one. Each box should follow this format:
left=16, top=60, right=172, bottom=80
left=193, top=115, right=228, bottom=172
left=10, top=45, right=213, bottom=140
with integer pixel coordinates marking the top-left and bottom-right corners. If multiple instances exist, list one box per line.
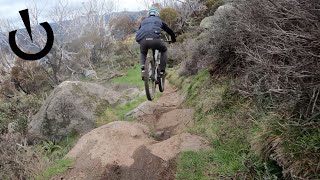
left=136, top=8, right=176, bottom=80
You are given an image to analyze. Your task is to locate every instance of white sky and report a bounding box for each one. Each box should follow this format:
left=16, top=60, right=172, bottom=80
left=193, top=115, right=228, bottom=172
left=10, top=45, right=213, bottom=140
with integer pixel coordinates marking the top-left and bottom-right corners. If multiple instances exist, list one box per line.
left=0, top=0, right=146, bottom=25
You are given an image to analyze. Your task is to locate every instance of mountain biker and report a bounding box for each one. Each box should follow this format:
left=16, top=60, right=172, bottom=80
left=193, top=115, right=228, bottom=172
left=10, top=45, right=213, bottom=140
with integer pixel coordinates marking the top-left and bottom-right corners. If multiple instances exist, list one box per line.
left=136, top=9, right=176, bottom=80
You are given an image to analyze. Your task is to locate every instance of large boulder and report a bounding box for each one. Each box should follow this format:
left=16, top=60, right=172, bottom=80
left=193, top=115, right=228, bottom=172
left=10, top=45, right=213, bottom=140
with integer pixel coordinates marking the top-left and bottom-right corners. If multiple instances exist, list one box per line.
left=27, top=81, right=121, bottom=142
left=125, top=101, right=157, bottom=118
left=118, top=87, right=143, bottom=106
left=83, top=69, right=97, bottom=78
left=56, top=121, right=208, bottom=180
left=62, top=121, right=154, bottom=180
left=200, top=4, right=235, bottom=30
left=200, top=16, right=215, bottom=29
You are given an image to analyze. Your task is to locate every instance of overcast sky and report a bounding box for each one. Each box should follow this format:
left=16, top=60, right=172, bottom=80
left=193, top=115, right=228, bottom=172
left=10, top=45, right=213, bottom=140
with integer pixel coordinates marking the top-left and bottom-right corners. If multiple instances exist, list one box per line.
left=0, top=0, right=145, bottom=26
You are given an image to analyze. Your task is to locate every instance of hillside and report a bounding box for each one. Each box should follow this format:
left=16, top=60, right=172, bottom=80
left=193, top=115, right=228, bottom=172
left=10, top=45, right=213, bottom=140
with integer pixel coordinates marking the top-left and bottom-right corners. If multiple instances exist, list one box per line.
left=0, top=0, right=319, bottom=179
left=0, top=10, right=145, bottom=52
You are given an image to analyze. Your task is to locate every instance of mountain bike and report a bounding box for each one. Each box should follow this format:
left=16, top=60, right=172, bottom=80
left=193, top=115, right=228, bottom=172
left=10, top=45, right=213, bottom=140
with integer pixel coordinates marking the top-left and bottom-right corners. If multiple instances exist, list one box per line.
left=144, top=40, right=171, bottom=101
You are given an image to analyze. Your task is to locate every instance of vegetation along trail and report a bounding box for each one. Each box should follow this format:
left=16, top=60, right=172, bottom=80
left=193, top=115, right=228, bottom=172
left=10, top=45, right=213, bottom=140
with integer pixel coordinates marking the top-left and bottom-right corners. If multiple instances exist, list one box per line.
left=55, top=82, right=209, bottom=180
left=0, top=0, right=319, bottom=179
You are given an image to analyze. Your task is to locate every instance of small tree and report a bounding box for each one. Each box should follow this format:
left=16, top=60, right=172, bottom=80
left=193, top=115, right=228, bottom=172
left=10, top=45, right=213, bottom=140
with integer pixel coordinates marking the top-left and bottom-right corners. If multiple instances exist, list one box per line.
left=160, top=8, right=178, bottom=30
left=175, top=0, right=207, bottom=31
left=109, top=15, right=136, bottom=40
left=10, top=58, right=51, bottom=94
left=203, top=0, right=224, bottom=15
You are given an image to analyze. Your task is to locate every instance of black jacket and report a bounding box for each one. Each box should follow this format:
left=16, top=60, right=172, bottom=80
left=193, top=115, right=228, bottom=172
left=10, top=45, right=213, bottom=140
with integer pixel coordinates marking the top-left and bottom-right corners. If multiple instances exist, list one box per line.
left=135, top=16, right=176, bottom=42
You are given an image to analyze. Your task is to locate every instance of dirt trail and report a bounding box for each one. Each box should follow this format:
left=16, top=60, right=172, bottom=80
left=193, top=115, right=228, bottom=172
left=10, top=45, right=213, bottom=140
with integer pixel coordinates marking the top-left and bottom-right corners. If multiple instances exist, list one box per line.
left=57, top=83, right=208, bottom=180
left=135, top=83, right=193, bottom=139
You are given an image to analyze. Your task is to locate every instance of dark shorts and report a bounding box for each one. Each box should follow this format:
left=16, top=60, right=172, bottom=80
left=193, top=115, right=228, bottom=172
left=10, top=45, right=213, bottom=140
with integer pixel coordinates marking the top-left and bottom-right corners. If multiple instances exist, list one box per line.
left=139, top=38, right=167, bottom=54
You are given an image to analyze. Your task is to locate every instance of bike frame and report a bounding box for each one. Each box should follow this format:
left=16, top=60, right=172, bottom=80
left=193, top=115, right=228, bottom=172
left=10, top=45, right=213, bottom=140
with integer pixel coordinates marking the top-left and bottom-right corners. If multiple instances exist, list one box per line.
left=154, top=49, right=161, bottom=77
left=144, top=40, right=171, bottom=101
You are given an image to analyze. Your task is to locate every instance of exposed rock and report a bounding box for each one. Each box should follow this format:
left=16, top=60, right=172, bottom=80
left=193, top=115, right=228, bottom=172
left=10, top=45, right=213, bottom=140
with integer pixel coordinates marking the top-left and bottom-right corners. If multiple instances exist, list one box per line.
left=200, top=16, right=215, bottom=29
left=83, top=69, right=97, bottom=78
left=200, top=4, right=235, bottom=30
left=56, top=121, right=208, bottom=180
left=7, top=122, right=18, bottom=133
left=126, top=101, right=156, bottom=118
left=119, top=88, right=142, bottom=106
left=123, top=88, right=141, bottom=99
left=61, top=121, right=154, bottom=180
left=147, top=133, right=209, bottom=161
left=66, top=121, right=152, bottom=166
left=27, top=81, right=121, bottom=142
left=156, top=109, right=195, bottom=135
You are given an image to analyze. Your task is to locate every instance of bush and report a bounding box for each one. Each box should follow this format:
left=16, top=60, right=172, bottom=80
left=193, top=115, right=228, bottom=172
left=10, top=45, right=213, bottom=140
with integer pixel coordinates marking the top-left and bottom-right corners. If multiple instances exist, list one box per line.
left=109, top=15, right=136, bottom=40
left=175, top=0, right=207, bottom=31
left=167, top=27, right=205, bottom=74
left=0, top=134, right=46, bottom=179
left=160, top=8, right=179, bottom=30
left=0, top=132, right=77, bottom=179
left=196, top=0, right=320, bottom=178
left=68, top=31, right=112, bottom=71
left=204, top=0, right=224, bottom=15
left=168, top=38, right=201, bottom=75
left=0, top=95, right=43, bottom=134
left=10, top=59, right=52, bottom=95
left=208, top=0, right=320, bottom=117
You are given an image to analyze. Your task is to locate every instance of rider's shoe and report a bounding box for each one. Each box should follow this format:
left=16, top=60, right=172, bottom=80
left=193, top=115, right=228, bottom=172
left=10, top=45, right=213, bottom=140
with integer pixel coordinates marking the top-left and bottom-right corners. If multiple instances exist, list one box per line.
left=155, top=71, right=165, bottom=84
left=141, top=70, right=145, bottom=81
left=141, top=65, right=145, bottom=81
left=159, top=71, right=166, bottom=79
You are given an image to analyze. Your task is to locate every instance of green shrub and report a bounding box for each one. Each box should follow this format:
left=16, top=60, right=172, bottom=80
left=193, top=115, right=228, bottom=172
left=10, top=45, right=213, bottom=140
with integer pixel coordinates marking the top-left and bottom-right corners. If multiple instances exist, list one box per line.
left=10, top=59, right=53, bottom=95
left=111, top=65, right=144, bottom=88
left=170, top=70, right=282, bottom=179
left=181, top=0, right=320, bottom=178
left=0, top=134, right=46, bottom=179
left=205, top=0, right=224, bottom=15
left=0, top=95, right=43, bottom=134
left=37, top=159, right=74, bottom=180
left=160, top=8, right=179, bottom=30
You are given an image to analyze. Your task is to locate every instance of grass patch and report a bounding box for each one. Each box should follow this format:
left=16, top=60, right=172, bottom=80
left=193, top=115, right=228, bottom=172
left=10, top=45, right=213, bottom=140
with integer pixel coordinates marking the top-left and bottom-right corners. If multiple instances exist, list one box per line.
left=169, top=70, right=282, bottom=179
left=36, top=131, right=79, bottom=179
left=96, top=95, right=146, bottom=126
left=96, top=92, right=161, bottom=126
left=54, top=131, right=79, bottom=158
left=114, top=96, right=150, bottom=120
left=253, top=114, right=320, bottom=179
left=96, top=64, right=162, bottom=126
left=36, top=159, right=74, bottom=180
left=112, top=65, right=144, bottom=88
left=177, top=146, right=249, bottom=180
left=176, top=151, right=209, bottom=180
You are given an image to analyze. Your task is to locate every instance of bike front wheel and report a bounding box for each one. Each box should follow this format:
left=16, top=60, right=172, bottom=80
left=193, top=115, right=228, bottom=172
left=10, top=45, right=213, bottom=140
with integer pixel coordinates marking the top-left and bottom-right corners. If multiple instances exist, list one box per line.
left=158, top=69, right=165, bottom=92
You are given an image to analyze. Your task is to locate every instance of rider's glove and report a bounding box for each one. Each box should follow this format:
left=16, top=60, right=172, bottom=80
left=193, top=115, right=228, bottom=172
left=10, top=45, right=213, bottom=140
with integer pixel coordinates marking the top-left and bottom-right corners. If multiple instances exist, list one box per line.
left=172, top=37, right=177, bottom=43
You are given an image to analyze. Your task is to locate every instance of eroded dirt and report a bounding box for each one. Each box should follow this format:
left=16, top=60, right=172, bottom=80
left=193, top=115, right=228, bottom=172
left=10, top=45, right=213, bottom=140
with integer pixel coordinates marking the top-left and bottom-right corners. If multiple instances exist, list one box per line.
left=136, top=83, right=193, bottom=140
left=101, top=146, right=176, bottom=180
left=56, top=83, right=208, bottom=180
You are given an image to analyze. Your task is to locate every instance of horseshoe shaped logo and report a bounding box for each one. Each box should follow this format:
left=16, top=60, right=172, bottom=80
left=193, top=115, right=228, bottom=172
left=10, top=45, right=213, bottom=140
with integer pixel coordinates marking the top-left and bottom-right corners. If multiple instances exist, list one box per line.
left=9, top=9, right=54, bottom=61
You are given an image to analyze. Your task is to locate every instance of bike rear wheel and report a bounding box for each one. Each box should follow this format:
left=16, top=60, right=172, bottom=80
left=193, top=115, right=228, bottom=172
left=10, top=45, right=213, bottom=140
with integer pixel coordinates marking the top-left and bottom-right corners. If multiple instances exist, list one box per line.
left=144, top=58, right=156, bottom=101
left=154, top=50, right=165, bottom=92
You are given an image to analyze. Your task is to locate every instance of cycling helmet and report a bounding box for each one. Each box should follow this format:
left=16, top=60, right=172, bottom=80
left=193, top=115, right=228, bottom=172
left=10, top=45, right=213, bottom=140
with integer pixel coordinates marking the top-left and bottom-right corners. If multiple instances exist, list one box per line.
left=148, top=9, right=160, bottom=17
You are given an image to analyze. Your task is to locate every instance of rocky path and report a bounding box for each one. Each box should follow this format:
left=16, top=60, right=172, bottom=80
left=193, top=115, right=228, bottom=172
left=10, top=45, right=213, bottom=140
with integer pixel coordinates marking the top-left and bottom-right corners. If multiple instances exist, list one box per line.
left=56, top=83, right=208, bottom=180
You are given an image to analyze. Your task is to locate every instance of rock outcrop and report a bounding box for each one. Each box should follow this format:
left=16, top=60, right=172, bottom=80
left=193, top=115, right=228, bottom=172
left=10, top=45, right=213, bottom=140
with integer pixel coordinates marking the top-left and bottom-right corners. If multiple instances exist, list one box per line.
left=200, top=16, right=215, bottom=29
left=57, top=121, right=208, bottom=180
left=200, top=4, right=235, bottom=30
left=28, top=81, right=121, bottom=142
